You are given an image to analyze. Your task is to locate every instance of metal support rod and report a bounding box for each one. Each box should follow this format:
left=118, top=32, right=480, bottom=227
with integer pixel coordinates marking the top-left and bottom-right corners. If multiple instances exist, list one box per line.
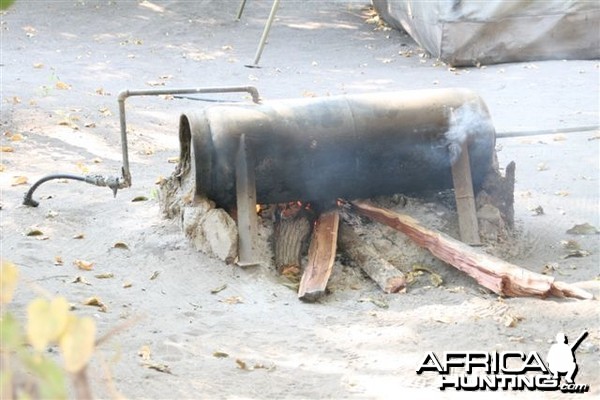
left=250, top=0, right=280, bottom=66
left=117, top=86, right=260, bottom=188
left=235, top=134, right=259, bottom=267
left=236, top=0, right=247, bottom=20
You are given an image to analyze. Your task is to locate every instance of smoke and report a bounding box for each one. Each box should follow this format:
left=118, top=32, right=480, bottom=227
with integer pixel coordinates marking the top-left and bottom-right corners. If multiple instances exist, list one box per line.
left=444, top=102, right=489, bottom=164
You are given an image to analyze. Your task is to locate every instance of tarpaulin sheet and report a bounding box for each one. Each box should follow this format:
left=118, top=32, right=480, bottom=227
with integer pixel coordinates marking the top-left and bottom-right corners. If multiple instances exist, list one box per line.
left=372, top=0, right=600, bottom=66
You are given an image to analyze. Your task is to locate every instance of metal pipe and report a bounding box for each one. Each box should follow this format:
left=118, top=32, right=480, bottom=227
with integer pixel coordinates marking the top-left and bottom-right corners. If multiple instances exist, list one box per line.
left=23, top=85, right=260, bottom=207
left=116, top=86, right=261, bottom=188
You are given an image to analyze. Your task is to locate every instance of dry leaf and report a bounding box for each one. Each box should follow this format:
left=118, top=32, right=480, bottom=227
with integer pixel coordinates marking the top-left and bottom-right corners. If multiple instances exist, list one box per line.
left=72, top=276, right=91, bottom=285
left=213, top=351, right=229, bottom=358
left=131, top=196, right=148, bottom=202
left=12, top=96, right=21, bottom=104
left=221, top=296, right=243, bottom=305
left=83, top=296, right=107, bottom=312
left=26, top=228, right=45, bottom=237
left=155, top=176, right=166, bottom=185
left=167, top=157, right=179, bottom=164
left=74, top=259, right=94, bottom=271
left=94, top=273, right=114, bottom=279
left=73, top=233, right=85, bottom=239
left=502, top=313, right=523, bottom=328
left=210, top=284, right=227, bottom=294
left=123, top=282, right=133, bottom=289
left=146, top=80, right=165, bottom=87
left=84, top=122, right=96, bottom=128
left=235, top=359, right=248, bottom=370
left=138, top=345, right=152, bottom=361
left=59, top=315, right=96, bottom=373
left=26, top=297, right=70, bottom=351
left=98, top=107, right=112, bottom=117
left=567, top=223, right=599, bottom=235
left=92, top=157, right=102, bottom=163
left=11, top=176, right=28, bottom=186
left=142, top=361, right=172, bottom=374
left=1, top=146, right=14, bottom=152
left=113, top=241, right=129, bottom=250
left=55, top=81, right=71, bottom=90
left=1, top=260, right=19, bottom=305
left=10, top=133, right=24, bottom=142
left=149, top=271, right=160, bottom=280
left=0, top=164, right=5, bottom=172
left=54, top=256, right=64, bottom=266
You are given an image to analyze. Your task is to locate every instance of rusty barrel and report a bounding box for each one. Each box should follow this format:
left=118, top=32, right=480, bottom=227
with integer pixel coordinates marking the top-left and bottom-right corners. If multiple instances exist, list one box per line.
left=177, top=88, right=496, bottom=207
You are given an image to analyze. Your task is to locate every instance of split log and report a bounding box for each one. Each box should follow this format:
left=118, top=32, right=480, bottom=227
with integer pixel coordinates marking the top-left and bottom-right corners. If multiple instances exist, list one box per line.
left=349, top=200, right=593, bottom=300
left=274, top=203, right=312, bottom=275
left=338, top=222, right=406, bottom=294
left=298, top=210, right=340, bottom=302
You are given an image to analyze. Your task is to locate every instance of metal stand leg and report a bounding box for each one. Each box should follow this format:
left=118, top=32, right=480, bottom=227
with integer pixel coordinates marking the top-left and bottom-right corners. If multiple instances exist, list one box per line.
left=247, top=0, right=280, bottom=67
left=235, top=134, right=259, bottom=266
left=236, top=0, right=247, bottom=20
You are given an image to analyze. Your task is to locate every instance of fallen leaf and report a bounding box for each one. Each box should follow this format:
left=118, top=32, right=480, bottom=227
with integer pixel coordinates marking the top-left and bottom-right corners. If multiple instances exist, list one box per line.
left=563, top=249, right=591, bottom=259
left=75, top=162, right=88, bottom=174
left=55, top=81, right=71, bottom=90
left=167, top=157, right=179, bottom=164
left=54, top=256, right=64, bottom=266
left=155, top=176, right=166, bottom=185
left=94, top=273, right=114, bottom=279
left=91, top=157, right=102, bottom=163
left=412, top=265, right=443, bottom=287
left=131, top=196, right=148, bottom=202
left=12, top=96, right=21, bottom=104
left=221, top=296, right=243, bottom=305
left=11, top=176, right=28, bottom=186
left=138, top=345, right=152, bottom=361
left=83, top=296, right=107, bottom=312
left=358, top=297, right=389, bottom=309
left=113, top=241, right=129, bottom=250
left=235, top=359, right=248, bottom=370
left=98, top=107, right=112, bottom=117
left=210, top=284, right=227, bottom=294
left=1, top=260, right=19, bottom=304
left=72, top=276, right=91, bottom=285
left=149, top=271, right=160, bottom=280
left=123, top=282, right=133, bottom=288
left=502, top=313, right=523, bottom=328
left=26, top=228, right=45, bottom=237
left=84, top=122, right=96, bottom=128
left=0, top=164, right=5, bottom=172
left=213, top=351, right=229, bottom=358
left=73, top=233, right=85, bottom=239
left=146, top=80, right=165, bottom=87
left=10, top=133, right=24, bottom=142
left=59, top=315, right=96, bottom=373
left=566, top=223, right=599, bottom=235
left=142, top=361, right=172, bottom=374
left=27, top=297, right=70, bottom=351
left=33, top=63, right=44, bottom=69
left=74, top=259, right=94, bottom=271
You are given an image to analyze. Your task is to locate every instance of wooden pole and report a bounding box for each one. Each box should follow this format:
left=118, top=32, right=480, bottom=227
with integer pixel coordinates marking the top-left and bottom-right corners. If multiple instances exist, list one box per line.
left=349, top=200, right=592, bottom=300
left=451, top=141, right=481, bottom=245
left=298, top=210, right=340, bottom=302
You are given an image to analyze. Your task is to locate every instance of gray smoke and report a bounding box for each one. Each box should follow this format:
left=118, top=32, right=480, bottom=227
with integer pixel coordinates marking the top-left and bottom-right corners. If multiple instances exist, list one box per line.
left=445, top=102, right=488, bottom=164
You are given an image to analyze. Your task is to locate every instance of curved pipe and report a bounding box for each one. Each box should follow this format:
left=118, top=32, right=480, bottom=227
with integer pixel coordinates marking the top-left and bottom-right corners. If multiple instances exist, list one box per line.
left=23, top=174, right=94, bottom=207
left=117, top=86, right=260, bottom=188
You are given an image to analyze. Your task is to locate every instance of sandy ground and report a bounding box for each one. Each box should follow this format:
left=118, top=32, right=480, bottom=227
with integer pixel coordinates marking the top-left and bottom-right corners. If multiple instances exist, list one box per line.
left=1, top=1, right=599, bottom=399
